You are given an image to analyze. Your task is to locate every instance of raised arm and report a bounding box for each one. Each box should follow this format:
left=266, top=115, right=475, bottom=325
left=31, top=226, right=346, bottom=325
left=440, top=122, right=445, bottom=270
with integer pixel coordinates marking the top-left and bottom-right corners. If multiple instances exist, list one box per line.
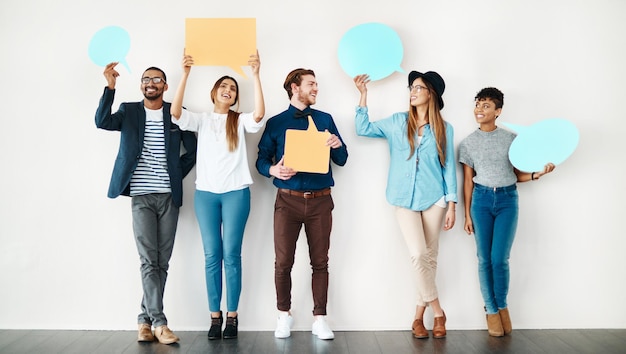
left=249, top=50, right=265, bottom=123
left=171, top=54, right=193, bottom=120
left=95, top=62, right=123, bottom=131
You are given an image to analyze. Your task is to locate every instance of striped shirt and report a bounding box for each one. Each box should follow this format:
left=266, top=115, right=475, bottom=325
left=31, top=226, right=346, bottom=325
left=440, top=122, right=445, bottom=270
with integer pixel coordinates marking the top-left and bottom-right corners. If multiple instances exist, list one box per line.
left=130, top=108, right=171, bottom=196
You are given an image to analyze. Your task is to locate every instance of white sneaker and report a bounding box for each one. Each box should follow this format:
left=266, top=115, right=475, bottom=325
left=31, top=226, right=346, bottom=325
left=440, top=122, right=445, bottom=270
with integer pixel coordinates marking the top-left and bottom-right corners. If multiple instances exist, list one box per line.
left=312, top=316, right=334, bottom=340
left=274, top=311, right=293, bottom=338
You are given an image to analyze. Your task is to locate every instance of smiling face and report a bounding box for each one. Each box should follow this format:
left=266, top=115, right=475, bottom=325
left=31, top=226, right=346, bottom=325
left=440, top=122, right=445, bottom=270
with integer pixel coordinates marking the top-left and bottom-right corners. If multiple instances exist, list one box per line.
left=212, top=77, right=238, bottom=107
left=409, top=77, right=431, bottom=107
left=474, top=98, right=502, bottom=129
left=293, top=74, right=318, bottom=107
left=141, top=69, right=168, bottom=101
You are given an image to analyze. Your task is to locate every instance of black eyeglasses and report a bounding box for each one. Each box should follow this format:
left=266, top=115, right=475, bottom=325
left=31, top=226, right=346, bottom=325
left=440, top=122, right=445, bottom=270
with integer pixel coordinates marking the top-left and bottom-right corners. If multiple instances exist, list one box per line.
left=141, top=77, right=165, bottom=84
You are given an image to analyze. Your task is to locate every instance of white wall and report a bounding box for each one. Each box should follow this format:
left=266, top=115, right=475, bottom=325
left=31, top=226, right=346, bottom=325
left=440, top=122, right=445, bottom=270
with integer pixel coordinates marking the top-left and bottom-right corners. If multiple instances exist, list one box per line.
left=1, top=0, right=625, bottom=331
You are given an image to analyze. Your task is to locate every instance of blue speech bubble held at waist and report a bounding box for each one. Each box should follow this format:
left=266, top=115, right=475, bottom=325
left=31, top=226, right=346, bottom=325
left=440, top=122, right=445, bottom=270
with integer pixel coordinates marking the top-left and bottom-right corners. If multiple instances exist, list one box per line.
left=502, top=118, right=579, bottom=172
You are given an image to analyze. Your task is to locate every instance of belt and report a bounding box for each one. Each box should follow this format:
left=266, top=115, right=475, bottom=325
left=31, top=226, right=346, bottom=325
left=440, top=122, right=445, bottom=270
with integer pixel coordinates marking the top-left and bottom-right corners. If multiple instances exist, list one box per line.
left=474, top=183, right=517, bottom=192
left=278, top=188, right=331, bottom=199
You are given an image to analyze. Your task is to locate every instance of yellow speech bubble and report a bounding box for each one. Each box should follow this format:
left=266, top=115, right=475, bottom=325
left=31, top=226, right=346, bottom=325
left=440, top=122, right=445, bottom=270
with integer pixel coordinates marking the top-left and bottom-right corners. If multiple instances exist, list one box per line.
left=185, top=18, right=256, bottom=78
left=284, top=116, right=331, bottom=174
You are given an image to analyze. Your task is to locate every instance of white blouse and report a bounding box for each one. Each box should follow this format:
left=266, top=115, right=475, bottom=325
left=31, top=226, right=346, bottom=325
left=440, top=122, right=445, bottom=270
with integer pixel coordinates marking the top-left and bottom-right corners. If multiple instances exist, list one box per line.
left=174, top=109, right=264, bottom=193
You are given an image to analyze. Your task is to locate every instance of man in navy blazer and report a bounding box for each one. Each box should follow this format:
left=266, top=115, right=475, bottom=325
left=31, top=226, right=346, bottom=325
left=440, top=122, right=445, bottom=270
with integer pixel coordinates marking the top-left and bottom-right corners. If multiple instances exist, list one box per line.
left=95, top=62, right=196, bottom=344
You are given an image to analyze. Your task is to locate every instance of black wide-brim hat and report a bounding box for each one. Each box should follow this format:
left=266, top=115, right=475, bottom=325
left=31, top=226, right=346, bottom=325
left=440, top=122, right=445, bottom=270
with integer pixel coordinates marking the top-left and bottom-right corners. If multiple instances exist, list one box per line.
left=408, top=70, right=445, bottom=109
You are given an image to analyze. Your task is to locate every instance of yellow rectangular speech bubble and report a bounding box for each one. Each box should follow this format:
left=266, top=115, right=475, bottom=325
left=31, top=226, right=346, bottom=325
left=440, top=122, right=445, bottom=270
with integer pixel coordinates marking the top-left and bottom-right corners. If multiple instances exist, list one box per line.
left=185, top=18, right=256, bottom=77
left=284, top=116, right=331, bottom=174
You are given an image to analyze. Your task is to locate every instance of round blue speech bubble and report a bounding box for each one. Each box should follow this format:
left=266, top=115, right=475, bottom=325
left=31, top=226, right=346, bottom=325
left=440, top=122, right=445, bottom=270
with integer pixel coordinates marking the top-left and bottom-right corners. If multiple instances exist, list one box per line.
left=338, top=23, right=404, bottom=81
left=502, top=118, right=579, bottom=172
left=88, top=26, right=131, bottom=73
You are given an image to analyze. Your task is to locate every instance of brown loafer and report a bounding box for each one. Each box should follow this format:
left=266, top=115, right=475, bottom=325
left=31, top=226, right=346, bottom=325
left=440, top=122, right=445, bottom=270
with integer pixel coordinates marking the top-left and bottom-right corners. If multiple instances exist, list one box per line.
left=486, top=313, right=504, bottom=337
left=432, top=311, right=447, bottom=339
left=137, top=323, right=154, bottom=342
left=499, top=308, right=512, bottom=335
left=155, top=325, right=180, bottom=345
left=412, top=318, right=429, bottom=339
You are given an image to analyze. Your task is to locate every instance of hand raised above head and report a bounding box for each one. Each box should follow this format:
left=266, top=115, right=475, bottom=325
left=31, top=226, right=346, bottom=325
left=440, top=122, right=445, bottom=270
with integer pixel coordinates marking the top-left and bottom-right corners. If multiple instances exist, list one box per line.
left=353, top=74, right=370, bottom=93
left=249, top=49, right=261, bottom=75
left=181, top=53, right=194, bottom=74
left=103, top=62, right=119, bottom=89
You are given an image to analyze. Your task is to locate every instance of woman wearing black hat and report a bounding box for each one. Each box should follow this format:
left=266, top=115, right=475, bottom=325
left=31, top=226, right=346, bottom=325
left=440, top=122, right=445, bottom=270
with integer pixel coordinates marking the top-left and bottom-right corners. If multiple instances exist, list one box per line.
left=353, top=72, right=457, bottom=339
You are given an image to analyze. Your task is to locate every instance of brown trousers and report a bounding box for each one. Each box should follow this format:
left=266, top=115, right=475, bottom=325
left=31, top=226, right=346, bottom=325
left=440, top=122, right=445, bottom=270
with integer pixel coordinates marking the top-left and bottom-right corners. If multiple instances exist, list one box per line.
left=273, top=190, right=334, bottom=315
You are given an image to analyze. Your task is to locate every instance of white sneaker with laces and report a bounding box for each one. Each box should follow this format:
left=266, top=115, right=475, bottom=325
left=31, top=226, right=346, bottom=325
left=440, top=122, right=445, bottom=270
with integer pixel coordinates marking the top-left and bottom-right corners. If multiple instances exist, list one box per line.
left=312, top=316, right=334, bottom=340
left=274, top=311, right=293, bottom=338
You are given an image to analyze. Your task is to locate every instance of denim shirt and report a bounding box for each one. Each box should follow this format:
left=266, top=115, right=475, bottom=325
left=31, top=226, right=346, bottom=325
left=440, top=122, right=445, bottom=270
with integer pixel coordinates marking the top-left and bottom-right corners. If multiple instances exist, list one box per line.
left=355, top=106, right=457, bottom=211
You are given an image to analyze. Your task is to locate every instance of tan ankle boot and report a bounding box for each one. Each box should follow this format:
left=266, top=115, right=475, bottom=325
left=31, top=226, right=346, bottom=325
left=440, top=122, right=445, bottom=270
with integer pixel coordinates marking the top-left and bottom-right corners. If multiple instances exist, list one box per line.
left=486, top=313, right=504, bottom=337
left=412, top=318, right=428, bottom=339
left=432, top=311, right=447, bottom=339
left=499, top=308, right=512, bottom=335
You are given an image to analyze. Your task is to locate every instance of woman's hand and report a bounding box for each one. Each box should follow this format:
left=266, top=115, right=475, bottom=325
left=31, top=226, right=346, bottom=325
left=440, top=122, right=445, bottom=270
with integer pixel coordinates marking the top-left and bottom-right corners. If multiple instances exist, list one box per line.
left=249, top=50, right=260, bottom=76
left=533, top=162, right=556, bottom=180
left=182, top=54, right=193, bottom=75
left=353, top=74, right=370, bottom=94
left=464, top=216, right=474, bottom=235
left=443, top=207, right=456, bottom=230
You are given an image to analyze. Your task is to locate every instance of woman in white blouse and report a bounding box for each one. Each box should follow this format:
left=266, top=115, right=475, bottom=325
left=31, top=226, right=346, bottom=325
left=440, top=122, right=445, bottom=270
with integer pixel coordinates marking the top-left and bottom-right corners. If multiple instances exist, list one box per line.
left=171, top=51, right=265, bottom=340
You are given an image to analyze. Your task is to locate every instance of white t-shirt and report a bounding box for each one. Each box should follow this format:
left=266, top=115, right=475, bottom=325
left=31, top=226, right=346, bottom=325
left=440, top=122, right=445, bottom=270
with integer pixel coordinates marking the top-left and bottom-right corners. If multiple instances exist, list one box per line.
left=174, top=109, right=264, bottom=193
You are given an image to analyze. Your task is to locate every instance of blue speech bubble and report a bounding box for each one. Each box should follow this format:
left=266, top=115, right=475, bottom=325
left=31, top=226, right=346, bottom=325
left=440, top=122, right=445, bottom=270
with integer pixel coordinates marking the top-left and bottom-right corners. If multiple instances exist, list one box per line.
left=88, top=26, right=131, bottom=73
left=338, top=23, right=404, bottom=81
left=502, top=118, right=579, bottom=172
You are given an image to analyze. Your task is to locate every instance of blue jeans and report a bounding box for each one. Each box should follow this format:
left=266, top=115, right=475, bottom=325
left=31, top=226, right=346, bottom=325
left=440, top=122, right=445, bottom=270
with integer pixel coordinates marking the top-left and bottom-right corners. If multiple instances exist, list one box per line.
left=195, top=188, right=250, bottom=313
left=470, top=184, right=519, bottom=314
left=131, top=193, right=179, bottom=327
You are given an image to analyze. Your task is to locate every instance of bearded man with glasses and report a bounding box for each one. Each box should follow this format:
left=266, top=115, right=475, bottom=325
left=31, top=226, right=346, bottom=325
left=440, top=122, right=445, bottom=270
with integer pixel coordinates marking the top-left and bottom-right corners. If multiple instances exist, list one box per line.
left=95, top=62, right=197, bottom=344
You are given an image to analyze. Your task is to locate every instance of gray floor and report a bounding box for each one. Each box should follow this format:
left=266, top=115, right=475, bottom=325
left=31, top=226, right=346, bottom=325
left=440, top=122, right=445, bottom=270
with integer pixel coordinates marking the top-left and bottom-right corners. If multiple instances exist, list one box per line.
left=1, top=329, right=625, bottom=353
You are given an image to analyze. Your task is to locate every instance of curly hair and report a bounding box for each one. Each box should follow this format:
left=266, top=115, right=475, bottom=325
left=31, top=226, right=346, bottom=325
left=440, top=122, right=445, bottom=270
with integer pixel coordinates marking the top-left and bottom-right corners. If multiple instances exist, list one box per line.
left=475, top=87, right=504, bottom=109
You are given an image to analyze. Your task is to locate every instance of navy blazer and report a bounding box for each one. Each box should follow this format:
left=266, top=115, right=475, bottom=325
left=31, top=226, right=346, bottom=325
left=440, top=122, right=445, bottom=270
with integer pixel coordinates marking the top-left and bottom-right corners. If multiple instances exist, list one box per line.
left=95, top=87, right=197, bottom=207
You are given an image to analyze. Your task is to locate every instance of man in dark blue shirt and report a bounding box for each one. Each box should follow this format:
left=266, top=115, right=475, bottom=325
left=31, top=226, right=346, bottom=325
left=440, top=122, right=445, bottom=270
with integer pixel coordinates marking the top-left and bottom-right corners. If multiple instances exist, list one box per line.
left=256, top=68, right=347, bottom=340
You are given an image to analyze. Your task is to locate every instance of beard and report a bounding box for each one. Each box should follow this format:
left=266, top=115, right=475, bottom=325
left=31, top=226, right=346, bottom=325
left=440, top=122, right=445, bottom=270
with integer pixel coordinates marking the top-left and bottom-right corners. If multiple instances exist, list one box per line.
left=297, top=90, right=316, bottom=106
left=143, top=87, right=162, bottom=101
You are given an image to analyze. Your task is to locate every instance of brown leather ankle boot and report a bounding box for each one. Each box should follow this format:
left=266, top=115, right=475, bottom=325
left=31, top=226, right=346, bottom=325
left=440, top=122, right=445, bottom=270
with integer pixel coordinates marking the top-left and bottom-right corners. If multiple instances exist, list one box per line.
left=432, top=311, right=447, bottom=338
left=412, top=318, right=429, bottom=339
left=499, top=308, right=512, bottom=335
left=486, top=313, right=504, bottom=337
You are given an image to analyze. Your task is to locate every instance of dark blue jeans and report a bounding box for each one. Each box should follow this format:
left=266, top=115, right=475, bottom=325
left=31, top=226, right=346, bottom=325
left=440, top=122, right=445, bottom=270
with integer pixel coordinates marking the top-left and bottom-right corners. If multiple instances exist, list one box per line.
left=471, top=184, right=519, bottom=314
